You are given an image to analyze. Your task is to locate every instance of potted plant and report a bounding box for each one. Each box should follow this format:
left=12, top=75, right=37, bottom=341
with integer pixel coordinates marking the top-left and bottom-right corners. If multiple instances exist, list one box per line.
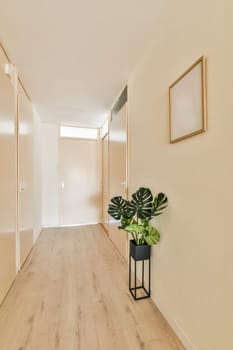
left=108, top=187, right=168, bottom=260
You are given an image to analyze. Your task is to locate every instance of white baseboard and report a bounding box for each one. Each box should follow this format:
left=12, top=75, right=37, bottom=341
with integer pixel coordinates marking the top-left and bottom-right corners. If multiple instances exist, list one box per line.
left=59, top=222, right=99, bottom=227
left=33, top=226, right=42, bottom=243
left=128, top=259, right=198, bottom=350
left=152, top=295, right=198, bottom=350
left=42, top=222, right=99, bottom=229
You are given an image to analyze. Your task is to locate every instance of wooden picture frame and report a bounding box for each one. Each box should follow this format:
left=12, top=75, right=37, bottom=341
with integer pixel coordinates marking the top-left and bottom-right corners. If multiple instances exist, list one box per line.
left=169, top=56, right=207, bottom=143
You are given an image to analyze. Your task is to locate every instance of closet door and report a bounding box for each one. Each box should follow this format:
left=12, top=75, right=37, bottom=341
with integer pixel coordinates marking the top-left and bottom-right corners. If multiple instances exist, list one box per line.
left=0, top=65, right=16, bottom=304
left=109, top=102, right=128, bottom=259
left=18, top=85, right=33, bottom=267
left=101, top=133, right=109, bottom=232
left=59, top=137, right=98, bottom=226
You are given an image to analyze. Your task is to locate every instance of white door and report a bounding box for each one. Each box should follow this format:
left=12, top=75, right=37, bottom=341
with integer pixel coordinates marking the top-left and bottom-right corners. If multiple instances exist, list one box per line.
left=0, top=64, right=17, bottom=304
left=109, top=102, right=128, bottom=259
left=101, top=133, right=109, bottom=233
left=18, top=84, right=34, bottom=268
left=59, top=137, right=99, bottom=226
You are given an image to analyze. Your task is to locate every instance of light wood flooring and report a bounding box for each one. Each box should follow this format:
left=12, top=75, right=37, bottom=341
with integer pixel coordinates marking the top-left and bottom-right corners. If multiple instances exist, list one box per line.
left=0, top=225, right=186, bottom=350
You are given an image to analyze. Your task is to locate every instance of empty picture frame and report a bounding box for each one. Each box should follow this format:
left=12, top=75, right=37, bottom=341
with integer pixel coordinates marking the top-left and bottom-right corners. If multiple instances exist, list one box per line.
left=169, top=56, right=207, bottom=143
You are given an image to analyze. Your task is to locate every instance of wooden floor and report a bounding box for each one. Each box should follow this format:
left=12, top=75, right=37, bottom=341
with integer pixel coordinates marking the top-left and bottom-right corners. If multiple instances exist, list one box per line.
left=0, top=225, right=186, bottom=350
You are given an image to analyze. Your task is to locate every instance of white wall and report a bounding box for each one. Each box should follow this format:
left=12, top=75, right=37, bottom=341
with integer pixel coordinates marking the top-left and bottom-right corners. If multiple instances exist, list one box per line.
left=41, top=123, right=59, bottom=227
left=32, top=106, right=42, bottom=242
left=59, top=137, right=99, bottom=226
left=128, top=1, right=233, bottom=350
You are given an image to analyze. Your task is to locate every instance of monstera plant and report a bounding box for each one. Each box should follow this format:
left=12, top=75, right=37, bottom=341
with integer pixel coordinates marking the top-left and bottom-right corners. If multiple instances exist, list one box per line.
left=108, top=187, right=168, bottom=246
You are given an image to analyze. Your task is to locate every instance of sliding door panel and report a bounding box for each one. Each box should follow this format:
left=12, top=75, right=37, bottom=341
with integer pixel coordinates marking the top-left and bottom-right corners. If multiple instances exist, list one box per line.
left=109, top=103, right=127, bottom=259
left=18, top=85, right=33, bottom=267
left=0, top=65, right=16, bottom=304
left=101, top=133, right=109, bottom=232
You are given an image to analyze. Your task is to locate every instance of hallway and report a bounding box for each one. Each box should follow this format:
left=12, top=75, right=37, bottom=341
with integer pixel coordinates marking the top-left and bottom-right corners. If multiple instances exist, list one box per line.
left=0, top=225, right=185, bottom=350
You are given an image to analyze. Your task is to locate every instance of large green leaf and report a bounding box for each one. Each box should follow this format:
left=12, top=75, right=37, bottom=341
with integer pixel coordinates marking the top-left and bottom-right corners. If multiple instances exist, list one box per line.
left=128, top=187, right=153, bottom=220
left=123, top=200, right=136, bottom=218
left=108, top=196, right=127, bottom=220
left=124, top=223, right=145, bottom=233
left=144, top=225, right=160, bottom=245
left=108, top=197, right=135, bottom=220
left=120, top=217, right=136, bottom=229
left=152, top=192, right=168, bottom=217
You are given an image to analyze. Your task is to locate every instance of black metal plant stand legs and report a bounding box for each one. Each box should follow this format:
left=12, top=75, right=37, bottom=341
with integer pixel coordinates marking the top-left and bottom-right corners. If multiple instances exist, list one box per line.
left=129, top=254, right=151, bottom=300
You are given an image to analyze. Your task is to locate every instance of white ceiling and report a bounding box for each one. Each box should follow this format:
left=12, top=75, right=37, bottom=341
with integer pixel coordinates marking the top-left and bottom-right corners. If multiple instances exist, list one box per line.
left=0, top=0, right=164, bottom=127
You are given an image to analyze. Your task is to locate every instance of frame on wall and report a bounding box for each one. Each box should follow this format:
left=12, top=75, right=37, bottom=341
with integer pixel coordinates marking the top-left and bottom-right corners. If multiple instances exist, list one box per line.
left=169, top=56, right=207, bottom=143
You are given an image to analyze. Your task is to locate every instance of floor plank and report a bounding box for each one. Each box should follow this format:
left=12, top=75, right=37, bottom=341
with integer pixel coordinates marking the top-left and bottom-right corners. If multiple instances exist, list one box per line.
left=0, top=225, right=186, bottom=350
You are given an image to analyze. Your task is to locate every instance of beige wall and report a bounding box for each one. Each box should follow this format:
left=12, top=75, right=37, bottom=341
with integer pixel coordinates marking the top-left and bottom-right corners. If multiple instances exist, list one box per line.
left=128, top=1, right=233, bottom=349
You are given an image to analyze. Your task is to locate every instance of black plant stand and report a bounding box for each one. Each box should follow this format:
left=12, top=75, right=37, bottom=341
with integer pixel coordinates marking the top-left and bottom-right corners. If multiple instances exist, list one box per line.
left=129, top=240, right=151, bottom=300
